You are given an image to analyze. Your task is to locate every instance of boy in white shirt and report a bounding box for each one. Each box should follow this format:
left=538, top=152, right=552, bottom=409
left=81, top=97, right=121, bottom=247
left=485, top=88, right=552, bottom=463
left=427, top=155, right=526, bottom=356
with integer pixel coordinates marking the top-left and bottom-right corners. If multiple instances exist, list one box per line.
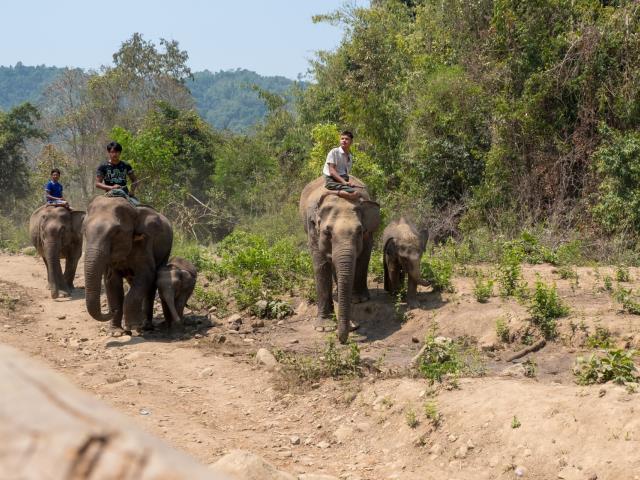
left=323, top=130, right=360, bottom=201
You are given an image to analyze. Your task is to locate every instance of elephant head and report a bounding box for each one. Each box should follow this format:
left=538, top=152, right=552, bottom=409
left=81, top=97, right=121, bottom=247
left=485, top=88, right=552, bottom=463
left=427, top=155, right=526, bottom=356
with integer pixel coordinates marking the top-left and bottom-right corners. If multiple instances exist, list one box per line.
left=382, top=218, right=430, bottom=306
left=310, top=193, right=380, bottom=343
left=83, top=195, right=172, bottom=333
left=29, top=206, right=85, bottom=299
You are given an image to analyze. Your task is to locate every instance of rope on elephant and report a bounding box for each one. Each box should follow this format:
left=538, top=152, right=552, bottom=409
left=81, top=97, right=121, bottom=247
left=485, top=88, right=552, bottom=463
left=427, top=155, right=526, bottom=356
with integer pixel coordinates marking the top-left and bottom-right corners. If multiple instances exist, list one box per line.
left=105, top=189, right=141, bottom=207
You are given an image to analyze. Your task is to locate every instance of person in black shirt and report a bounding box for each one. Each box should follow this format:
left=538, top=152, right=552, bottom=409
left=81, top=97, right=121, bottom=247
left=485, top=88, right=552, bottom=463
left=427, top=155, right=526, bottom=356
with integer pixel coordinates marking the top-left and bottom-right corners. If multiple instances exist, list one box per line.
left=95, top=141, right=139, bottom=197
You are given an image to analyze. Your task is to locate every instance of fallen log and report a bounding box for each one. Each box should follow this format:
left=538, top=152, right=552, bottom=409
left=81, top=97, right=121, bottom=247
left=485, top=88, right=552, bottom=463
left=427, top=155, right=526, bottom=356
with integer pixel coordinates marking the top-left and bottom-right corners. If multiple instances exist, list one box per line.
left=0, top=343, right=229, bottom=480
left=504, top=339, right=547, bottom=363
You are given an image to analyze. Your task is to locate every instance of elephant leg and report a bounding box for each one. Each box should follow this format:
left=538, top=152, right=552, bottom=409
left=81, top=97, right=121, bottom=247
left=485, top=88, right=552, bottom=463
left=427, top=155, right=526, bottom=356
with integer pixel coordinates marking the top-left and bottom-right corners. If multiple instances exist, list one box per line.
left=310, top=246, right=334, bottom=330
left=174, top=294, right=188, bottom=331
left=141, top=281, right=157, bottom=331
left=44, top=240, right=68, bottom=298
left=63, top=247, right=81, bottom=291
left=353, top=233, right=373, bottom=303
left=407, top=276, right=418, bottom=308
left=387, top=259, right=401, bottom=295
left=105, top=269, right=126, bottom=335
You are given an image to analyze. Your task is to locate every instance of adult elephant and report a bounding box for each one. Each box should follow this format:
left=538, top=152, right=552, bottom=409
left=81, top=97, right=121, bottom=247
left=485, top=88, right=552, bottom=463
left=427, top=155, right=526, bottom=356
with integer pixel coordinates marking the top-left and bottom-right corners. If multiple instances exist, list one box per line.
left=300, top=176, right=380, bottom=344
left=29, top=206, right=85, bottom=299
left=83, top=196, right=172, bottom=335
left=383, top=217, right=430, bottom=308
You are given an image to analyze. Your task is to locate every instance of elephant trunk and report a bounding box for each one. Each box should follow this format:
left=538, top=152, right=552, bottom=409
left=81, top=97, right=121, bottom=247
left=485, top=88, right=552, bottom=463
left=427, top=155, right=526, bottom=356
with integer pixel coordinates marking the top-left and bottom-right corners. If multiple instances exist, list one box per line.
left=43, top=239, right=63, bottom=298
left=335, top=250, right=355, bottom=344
left=84, top=245, right=113, bottom=322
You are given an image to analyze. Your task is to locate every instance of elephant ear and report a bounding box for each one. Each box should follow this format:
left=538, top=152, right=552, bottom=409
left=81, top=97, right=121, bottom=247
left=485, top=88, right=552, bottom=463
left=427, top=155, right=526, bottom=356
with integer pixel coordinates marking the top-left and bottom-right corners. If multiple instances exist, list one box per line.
left=71, top=211, right=85, bottom=235
left=358, top=200, right=381, bottom=233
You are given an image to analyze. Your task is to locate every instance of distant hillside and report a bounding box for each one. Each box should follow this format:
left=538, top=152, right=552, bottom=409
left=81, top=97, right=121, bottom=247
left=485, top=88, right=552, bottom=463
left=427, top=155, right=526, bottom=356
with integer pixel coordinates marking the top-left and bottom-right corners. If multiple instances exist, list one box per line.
left=0, top=63, right=65, bottom=110
left=189, top=69, right=300, bottom=132
left=0, top=64, right=300, bottom=132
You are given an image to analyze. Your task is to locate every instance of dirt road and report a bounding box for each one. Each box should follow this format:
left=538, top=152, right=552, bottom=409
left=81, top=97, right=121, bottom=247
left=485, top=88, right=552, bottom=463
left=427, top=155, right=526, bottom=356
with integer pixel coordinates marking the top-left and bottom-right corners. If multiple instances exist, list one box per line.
left=1, top=252, right=640, bottom=479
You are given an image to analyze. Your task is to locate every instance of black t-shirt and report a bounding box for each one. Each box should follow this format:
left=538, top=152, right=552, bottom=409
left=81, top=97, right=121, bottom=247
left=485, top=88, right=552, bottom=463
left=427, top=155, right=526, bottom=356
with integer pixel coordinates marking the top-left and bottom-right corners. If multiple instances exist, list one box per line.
left=96, top=161, right=133, bottom=193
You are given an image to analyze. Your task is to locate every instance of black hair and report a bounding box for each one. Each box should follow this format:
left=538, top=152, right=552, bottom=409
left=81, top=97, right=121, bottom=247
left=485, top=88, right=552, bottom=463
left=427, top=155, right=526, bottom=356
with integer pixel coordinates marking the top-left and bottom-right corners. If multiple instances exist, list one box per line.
left=106, top=141, right=123, bottom=152
left=51, top=168, right=61, bottom=175
left=340, top=130, right=354, bottom=139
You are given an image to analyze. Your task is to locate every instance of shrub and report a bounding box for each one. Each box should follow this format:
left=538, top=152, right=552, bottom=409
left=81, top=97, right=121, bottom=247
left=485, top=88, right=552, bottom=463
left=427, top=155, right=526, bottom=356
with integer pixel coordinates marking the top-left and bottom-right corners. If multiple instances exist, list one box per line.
left=421, top=254, right=454, bottom=293
left=473, top=274, right=494, bottom=303
left=528, top=277, right=570, bottom=339
left=405, top=409, right=419, bottom=428
left=496, top=317, right=511, bottom=343
left=511, top=416, right=521, bottom=429
left=497, top=247, right=525, bottom=297
left=192, top=285, right=227, bottom=315
left=522, top=359, right=537, bottom=378
left=616, top=265, right=631, bottom=282
left=424, top=401, right=441, bottom=427
left=554, top=240, right=583, bottom=266
left=586, top=326, right=614, bottom=349
left=557, top=265, right=578, bottom=281
left=503, top=231, right=556, bottom=265
left=613, top=286, right=640, bottom=315
left=574, top=349, right=638, bottom=385
left=417, top=335, right=463, bottom=383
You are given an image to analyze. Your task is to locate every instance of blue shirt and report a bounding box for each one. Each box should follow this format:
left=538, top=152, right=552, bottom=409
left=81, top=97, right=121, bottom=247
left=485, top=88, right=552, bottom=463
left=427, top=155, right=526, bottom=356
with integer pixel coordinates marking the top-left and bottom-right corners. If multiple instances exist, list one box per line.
left=45, top=180, right=63, bottom=202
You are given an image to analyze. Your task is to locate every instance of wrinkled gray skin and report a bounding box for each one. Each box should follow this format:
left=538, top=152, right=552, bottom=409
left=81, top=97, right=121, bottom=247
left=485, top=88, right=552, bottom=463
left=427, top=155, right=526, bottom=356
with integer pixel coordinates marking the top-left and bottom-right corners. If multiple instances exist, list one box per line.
left=83, top=196, right=173, bottom=335
left=383, top=217, right=429, bottom=308
left=300, top=176, right=381, bottom=344
left=157, top=257, right=197, bottom=332
left=29, top=206, right=85, bottom=299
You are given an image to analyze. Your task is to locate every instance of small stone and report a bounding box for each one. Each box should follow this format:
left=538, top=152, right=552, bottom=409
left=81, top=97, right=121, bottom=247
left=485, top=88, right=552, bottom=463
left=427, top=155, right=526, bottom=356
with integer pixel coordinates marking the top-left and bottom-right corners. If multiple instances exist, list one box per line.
left=448, top=434, right=458, bottom=443
left=199, top=367, right=215, bottom=378
left=251, top=319, right=265, bottom=328
left=106, top=374, right=126, bottom=384
left=467, top=439, right=475, bottom=450
left=290, top=435, right=301, bottom=445
left=139, top=408, right=151, bottom=416
left=226, top=313, right=242, bottom=325
left=194, top=333, right=203, bottom=339
left=429, top=443, right=442, bottom=455
left=333, top=425, right=353, bottom=443
left=56, top=314, right=66, bottom=320
left=255, top=348, right=279, bottom=370
left=411, top=336, right=420, bottom=343
left=317, top=441, right=330, bottom=449
left=277, top=320, right=285, bottom=325
left=515, top=466, right=526, bottom=477
left=523, top=448, right=531, bottom=457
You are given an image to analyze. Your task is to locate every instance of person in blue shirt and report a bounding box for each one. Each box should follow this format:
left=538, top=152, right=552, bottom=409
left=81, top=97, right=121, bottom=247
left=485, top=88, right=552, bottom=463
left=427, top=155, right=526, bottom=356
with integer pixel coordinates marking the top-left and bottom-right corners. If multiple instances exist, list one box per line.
left=45, top=168, right=70, bottom=209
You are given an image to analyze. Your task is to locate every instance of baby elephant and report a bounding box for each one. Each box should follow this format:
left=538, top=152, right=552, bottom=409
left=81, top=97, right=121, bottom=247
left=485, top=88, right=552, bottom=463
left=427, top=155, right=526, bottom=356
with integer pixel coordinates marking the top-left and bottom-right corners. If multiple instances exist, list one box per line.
left=383, top=218, right=430, bottom=307
left=157, top=257, right=197, bottom=332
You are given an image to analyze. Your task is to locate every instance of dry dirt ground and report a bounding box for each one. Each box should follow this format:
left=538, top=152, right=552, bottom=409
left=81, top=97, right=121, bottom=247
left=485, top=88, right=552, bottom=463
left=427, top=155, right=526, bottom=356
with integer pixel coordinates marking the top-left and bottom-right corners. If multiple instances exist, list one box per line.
left=2, top=252, right=640, bottom=479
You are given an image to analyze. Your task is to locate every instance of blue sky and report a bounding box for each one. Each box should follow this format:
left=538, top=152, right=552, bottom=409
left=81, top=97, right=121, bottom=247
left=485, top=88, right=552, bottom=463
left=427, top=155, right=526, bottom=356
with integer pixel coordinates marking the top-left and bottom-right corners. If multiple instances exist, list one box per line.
left=1, top=0, right=369, bottom=79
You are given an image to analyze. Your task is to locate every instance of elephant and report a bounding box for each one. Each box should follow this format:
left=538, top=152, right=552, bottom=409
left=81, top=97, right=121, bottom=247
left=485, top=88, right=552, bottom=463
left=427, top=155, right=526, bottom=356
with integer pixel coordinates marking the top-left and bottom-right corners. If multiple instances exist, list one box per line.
left=29, top=205, right=85, bottom=299
left=300, top=176, right=381, bottom=344
left=83, top=195, right=173, bottom=335
left=382, top=217, right=430, bottom=307
left=157, top=257, right=197, bottom=332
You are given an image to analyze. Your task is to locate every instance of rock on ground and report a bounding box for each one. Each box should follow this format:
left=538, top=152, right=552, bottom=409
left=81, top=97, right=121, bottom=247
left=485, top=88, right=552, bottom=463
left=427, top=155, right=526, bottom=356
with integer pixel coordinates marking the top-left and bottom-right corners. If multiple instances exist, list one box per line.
left=209, top=450, right=295, bottom=480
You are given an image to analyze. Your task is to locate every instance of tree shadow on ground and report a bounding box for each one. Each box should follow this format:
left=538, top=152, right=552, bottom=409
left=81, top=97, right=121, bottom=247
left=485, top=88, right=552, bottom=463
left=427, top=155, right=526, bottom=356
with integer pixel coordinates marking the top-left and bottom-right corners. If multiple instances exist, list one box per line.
left=350, top=287, right=446, bottom=343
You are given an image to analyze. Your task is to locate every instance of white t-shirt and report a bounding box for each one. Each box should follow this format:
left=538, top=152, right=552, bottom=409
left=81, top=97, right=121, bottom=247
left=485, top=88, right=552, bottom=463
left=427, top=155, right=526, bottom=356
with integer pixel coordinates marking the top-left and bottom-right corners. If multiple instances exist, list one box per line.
left=323, top=146, right=353, bottom=177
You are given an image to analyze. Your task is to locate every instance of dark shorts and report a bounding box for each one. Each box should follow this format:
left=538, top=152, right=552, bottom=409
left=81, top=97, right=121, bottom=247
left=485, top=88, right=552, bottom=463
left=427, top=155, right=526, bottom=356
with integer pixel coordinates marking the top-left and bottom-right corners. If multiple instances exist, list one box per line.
left=324, top=174, right=355, bottom=193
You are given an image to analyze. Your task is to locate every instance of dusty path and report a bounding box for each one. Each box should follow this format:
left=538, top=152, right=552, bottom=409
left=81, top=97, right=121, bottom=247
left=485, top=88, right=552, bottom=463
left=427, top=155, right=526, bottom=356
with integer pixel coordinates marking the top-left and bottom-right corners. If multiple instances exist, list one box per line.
left=2, top=252, right=640, bottom=479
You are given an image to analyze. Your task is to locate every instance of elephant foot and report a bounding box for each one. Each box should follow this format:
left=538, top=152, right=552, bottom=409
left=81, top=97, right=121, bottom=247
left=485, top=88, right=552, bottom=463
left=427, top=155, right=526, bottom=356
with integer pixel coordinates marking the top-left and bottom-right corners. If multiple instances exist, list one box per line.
left=141, top=322, right=155, bottom=332
left=110, top=327, right=131, bottom=337
left=50, top=290, right=59, bottom=299
left=314, top=316, right=336, bottom=333
left=59, top=290, right=71, bottom=298
left=349, top=320, right=360, bottom=331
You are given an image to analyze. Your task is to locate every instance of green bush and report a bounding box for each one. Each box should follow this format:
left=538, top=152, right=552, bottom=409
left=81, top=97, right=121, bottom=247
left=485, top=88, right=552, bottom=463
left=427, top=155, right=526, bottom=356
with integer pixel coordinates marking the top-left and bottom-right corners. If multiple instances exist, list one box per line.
left=497, top=247, right=525, bottom=297
left=192, top=285, right=227, bottom=316
left=421, top=253, right=454, bottom=293
left=496, top=317, right=510, bottom=343
left=554, top=240, right=583, bottom=266
left=574, top=349, right=638, bottom=385
left=473, top=274, right=494, bottom=303
left=417, top=335, right=463, bottom=383
left=616, top=265, right=631, bottom=282
left=557, top=265, right=578, bottom=281
left=586, top=326, right=613, bottom=349
left=171, top=234, right=216, bottom=271
left=613, top=286, right=640, bottom=315
left=502, top=231, right=556, bottom=265
left=212, top=230, right=312, bottom=309
left=528, top=277, right=570, bottom=339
